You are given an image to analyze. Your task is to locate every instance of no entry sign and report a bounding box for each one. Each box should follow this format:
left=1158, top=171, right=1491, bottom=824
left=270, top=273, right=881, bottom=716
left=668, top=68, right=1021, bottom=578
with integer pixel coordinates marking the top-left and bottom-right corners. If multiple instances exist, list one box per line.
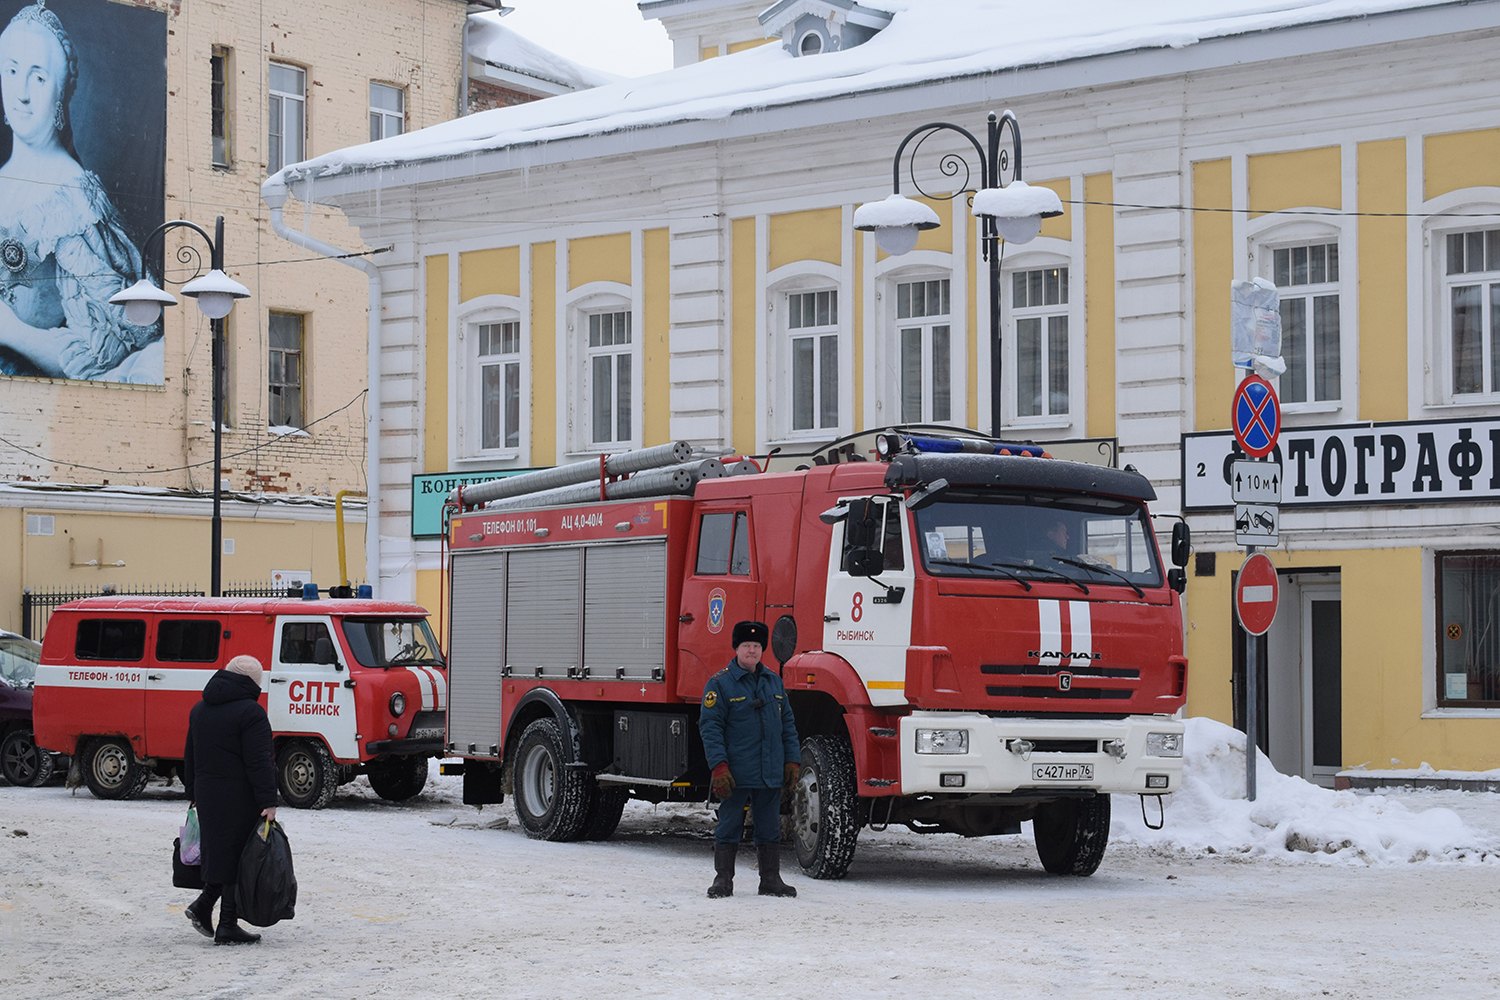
left=1235, top=552, right=1279, bottom=635
left=1232, top=375, right=1280, bottom=459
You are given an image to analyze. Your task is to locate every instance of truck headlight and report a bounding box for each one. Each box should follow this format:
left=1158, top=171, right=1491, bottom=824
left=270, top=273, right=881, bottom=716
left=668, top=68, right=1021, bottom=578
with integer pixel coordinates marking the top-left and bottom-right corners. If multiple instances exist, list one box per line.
left=1146, top=732, right=1182, bottom=757
left=389, top=692, right=407, bottom=717
left=915, top=729, right=969, bottom=754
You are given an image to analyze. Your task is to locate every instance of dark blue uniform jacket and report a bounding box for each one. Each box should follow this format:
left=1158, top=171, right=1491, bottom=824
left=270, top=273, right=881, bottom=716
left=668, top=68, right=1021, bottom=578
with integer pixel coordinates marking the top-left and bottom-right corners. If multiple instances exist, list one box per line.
left=699, top=659, right=801, bottom=788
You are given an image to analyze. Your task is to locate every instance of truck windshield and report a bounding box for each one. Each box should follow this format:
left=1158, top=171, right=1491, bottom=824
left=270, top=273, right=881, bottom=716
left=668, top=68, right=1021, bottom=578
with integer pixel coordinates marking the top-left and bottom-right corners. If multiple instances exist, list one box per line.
left=912, top=492, right=1163, bottom=589
left=340, top=618, right=445, bottom=668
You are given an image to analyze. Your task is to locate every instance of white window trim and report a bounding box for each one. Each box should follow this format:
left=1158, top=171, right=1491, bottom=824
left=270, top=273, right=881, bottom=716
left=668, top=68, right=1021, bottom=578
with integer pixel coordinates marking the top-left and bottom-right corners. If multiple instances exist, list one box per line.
left=765, top=262, right=849, bottom=445
left=267, top=61, right=306, bottom=173
left=872, top=254, right=964, bottom=428
left=1247, top=215, right=1354, bottom=423
left=1001, top=241, right=1080, bottom=434
left=1421, top=190, right=1500, bottom=411
left=455, top=295, right=528, bottom=464
left=565, top=282, right=640, bottom=457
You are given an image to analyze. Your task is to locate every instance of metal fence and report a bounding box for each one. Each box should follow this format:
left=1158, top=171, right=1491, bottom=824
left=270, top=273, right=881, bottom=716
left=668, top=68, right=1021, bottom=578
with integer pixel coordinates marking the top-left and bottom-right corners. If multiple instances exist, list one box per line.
left=17, top=581, right=323, bottom=639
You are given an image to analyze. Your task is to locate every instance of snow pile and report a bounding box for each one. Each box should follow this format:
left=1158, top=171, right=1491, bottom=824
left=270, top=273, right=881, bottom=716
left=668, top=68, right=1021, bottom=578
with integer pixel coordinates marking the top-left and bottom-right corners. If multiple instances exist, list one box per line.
left=1114, top=717, right=1500, bottom=864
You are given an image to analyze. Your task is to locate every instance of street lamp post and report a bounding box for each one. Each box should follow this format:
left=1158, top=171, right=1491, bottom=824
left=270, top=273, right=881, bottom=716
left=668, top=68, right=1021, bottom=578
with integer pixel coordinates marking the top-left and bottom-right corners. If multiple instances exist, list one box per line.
left=853, top=110, right=1062, bottom=438
left=110, top=216, right=250, bottom=597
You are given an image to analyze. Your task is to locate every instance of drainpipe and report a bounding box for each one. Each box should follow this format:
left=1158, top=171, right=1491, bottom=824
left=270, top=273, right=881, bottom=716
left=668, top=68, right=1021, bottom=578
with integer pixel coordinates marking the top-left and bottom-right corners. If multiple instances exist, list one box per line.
left=263, top=180, right=384, bottom=598
left=460, top=14, right=471, bottom=117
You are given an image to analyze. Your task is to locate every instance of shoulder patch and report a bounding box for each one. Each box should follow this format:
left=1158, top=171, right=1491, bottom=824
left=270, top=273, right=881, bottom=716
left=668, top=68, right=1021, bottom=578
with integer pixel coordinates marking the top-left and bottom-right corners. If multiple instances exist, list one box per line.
left=702, top=690, right=718, bottom=709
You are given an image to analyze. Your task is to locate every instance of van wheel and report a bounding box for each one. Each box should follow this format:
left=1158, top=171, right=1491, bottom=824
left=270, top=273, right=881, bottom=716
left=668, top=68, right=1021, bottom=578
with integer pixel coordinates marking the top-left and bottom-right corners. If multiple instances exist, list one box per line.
left=277, top=740, right=339, bottom=809
left=511, top=717, right=590, bottom=841
left=82, top=737, right=149, bottom=800
left=367, top=756, right=429, bottom=802
left=1033, top=793, right=1111, bottom=876
left=1, top=728, right=55, bottom=787
left=792, top=735, right=861, bottom=879
left=580, top=783, right=628, bottom=841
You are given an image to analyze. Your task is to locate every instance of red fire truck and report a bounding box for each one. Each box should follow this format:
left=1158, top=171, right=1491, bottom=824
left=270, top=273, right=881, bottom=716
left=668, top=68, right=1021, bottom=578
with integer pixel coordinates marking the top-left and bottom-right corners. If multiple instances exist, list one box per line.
left=444, top=432, right=1189, bottom=877
left=32, top=593, right=447, bottom=809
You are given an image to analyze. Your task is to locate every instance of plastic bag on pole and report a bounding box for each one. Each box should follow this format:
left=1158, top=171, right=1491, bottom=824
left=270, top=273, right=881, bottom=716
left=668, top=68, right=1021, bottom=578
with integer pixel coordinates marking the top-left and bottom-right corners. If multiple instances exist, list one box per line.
left=1230, top=277, right=1286, bottom=375
left=236, top=819, right=298, bottom=927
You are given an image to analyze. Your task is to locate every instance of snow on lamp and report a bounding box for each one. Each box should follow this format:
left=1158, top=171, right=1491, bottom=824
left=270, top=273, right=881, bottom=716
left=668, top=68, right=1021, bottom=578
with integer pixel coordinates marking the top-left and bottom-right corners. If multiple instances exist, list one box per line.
left=971, top=180, right=1064, bottom=245
left=854, top=193, right=941, bottom=256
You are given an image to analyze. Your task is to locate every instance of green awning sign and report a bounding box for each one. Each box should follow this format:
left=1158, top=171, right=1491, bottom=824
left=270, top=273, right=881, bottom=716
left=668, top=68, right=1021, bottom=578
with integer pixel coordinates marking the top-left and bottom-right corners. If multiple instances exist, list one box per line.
left=410, top=469, right=538, bottom=538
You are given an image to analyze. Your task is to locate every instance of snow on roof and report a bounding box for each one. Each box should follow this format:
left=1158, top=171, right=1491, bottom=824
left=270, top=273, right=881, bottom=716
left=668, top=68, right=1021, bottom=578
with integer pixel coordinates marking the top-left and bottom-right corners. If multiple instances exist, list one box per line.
left=467, top=12, right=620, bottom=93
left=273, top=0, right=1471, bottom=189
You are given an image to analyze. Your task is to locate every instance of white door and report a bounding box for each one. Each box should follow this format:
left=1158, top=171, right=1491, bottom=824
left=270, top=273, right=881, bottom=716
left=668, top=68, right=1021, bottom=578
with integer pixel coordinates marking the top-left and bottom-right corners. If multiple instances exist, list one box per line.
left=1265, top=575, right=1342, bottom=785
left=265, top=616, right=359, bottom=760
left=823, top=496, right=915, bottom=707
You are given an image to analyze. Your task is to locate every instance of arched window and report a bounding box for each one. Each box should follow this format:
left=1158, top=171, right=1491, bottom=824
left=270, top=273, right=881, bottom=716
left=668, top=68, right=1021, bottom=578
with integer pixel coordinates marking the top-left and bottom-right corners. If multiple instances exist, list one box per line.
left=767, top=265, right=846, bottom=441
left=1249, top=218, right=1350, bottom=414
left=457, top=295, right=526, bottom=459
left=567, top=284, right=639, bottom=453
left=1423, top=194, right=1500, bottom=405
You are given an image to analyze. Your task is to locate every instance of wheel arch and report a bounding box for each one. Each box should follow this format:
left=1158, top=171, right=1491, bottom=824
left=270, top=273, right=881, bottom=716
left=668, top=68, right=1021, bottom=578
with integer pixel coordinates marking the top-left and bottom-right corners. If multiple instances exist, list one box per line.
left=504, top=687, right=586, bottom=767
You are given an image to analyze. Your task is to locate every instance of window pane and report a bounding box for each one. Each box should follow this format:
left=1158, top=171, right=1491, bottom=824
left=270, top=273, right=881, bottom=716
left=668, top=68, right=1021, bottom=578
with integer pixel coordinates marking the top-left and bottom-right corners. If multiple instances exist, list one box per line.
left=900, top=327, right=922, bottom=422
left=75, top=619, right=146, bottom=661
left=1048, top=315, right=1069, bottom=415
left=286, top=98, right=304, bottom=163
left=1280, top=298, right=1308, bottom=404
left=1012, top=272, right=1027, bottom=307
left=1028, top=270, right=1043, bottom=305
left=932, top=324, right=951, bottom=421
left=792, top=337, right=813, bottom=430
left=370, top=82, right=403, bottom=113
left=1489, top=230, right=1500, bottom=273
left=1453, top=285, right=1482, bottom=395
left=819, top=334, right=838, bottom=428
left=880, top=502, right=906, bottom=571
left=1327, top=243, right=1339, bottom=282
left=1274, top=248, right=1290, bottom=287
left=1309, top=244, right=1326, bottom=284
left=1016, top=317, right=1041, bottom=417
left=1448, top=233, right=1466, bottom=276
left=482, top=363, right=500, bottom=450
left=1492, top=283, right=1500, bottom=397
left=1313, top=294, right=1340, bottom=402
left=1292, top=245, right=1307, bottom=284
left=1044, top=268, right=1059, bottom=305
left=1468, top=231, right=1486, bottom=272
left=695, top=513, right=734, bottom=575
left=500, top=322, right=520, bottom=356
left=270, top=63, right=303, bottom=94
left=617, top=353, right=632, bottom=441
left=897, top=282, right=911, bottom=320
left=157, top=620, right=221, bottom=663
left=1439, top=554, right=1500, bottom=703
left=730, top=512, right=751, bottom=576
left=504, top=361, right=520, bottom=449
left=592, top=355, right=612, bottom=442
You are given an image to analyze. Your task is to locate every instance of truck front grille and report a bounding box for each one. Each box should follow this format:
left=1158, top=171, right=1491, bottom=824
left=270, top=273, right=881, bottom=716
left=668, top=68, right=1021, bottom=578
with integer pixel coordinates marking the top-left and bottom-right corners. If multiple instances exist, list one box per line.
left=980, top=663, right=1139, bottom=702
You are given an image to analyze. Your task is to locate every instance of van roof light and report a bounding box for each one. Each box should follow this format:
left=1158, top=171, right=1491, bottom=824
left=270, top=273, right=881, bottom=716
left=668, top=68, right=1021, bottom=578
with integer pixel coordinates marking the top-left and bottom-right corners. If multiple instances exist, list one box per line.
left=302, top=582, right=319, bottom=600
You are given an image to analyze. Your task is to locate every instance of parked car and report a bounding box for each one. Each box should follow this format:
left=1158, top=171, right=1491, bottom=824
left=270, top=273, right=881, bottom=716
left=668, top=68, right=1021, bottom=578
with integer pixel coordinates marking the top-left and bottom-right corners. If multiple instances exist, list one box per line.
left=0, top=629, right=66, bottom=786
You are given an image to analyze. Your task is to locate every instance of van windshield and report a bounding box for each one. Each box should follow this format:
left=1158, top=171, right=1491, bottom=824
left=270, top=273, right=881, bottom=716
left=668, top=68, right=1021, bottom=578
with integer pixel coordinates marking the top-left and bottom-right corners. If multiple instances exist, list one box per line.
left=340, top=618, right=445, bottom=668
left=0, top=633, right=41, bottom=687
left=912, top=492, right=1163, bottom=589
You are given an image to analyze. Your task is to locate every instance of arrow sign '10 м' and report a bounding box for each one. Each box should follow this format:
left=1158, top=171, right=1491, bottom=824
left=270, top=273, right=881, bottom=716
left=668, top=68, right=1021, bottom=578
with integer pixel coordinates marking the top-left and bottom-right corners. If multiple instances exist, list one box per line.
left=1232, top=374, right=1280, bottom=459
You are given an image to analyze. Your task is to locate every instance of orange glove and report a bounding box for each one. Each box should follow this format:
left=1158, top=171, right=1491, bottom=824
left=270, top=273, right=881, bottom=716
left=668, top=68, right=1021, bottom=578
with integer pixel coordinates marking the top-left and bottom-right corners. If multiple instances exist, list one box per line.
left=784, top=762, right=801, bottom=787
left=711, top=762, right=735, bottom=798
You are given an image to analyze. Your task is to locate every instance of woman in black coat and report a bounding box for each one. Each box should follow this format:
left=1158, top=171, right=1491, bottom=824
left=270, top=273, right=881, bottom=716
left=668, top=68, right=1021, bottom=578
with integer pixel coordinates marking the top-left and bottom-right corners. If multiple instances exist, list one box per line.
left=182, top=655, right=278, bottom=945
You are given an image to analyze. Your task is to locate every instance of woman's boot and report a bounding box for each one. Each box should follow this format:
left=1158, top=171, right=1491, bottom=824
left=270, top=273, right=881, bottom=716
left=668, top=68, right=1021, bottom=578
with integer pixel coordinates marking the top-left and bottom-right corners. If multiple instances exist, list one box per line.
left=756, top=843, right=797, bottom=897
left=213, top=886, right=262, bottom=945
left=185, top=884, right=220, bottom=939
left=706, top=843, right=736, bottom=898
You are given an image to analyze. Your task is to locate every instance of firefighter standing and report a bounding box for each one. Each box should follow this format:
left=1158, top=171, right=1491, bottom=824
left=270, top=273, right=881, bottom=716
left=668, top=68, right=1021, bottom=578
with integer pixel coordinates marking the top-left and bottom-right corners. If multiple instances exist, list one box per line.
left=699, top=620, right=801, bottom=898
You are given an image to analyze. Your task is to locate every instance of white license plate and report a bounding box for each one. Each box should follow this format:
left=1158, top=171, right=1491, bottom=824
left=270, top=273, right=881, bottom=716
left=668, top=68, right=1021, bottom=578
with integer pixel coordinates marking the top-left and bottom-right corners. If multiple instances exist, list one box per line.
left=1031, top=763, right=1094, bottom=781
left=410, top=727, right=444, bottom=740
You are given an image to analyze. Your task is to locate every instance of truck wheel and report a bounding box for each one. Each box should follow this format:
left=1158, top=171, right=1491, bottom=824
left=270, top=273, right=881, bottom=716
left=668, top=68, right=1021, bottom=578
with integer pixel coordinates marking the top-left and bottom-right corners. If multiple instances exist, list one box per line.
left=1, top=728, right=55, bottom=787
left=791, top=735, right=860, bottom=880
left=580, top=784, right=628, bottom=841
left=1033, top=793, right=1111, bottom=876
left=277, top=740, right=339, bottom=809
left=511, top=717, right=590, bottom=841
left=82, top=737, right=149, bottom=800
left=366, top=756, right=429, bottom=802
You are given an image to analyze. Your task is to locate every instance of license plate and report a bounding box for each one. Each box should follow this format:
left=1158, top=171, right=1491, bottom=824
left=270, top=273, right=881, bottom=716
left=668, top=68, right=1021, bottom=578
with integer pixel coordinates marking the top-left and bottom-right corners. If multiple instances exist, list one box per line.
left=410, top=727, right=444, bottom=740
left=1032, top=763, right=1094, bottom=781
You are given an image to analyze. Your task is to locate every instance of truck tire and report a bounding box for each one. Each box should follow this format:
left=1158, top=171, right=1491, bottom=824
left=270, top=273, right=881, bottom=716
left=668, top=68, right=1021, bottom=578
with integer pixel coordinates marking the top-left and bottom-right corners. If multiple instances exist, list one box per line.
left=1033, top=793, right=1111, bottom=876
left=81, top=736, right=149, bottom=800
left=277, top=739, right=339, bottom=810
left=366, top=756, right=429, bottom=802
left=580, top=783, right=628, bottom=841
left=1, top=728, right=55, bottom=787
left=791, top=735, right=860, bottom=880
left=512, top=717, right=590, bottom=841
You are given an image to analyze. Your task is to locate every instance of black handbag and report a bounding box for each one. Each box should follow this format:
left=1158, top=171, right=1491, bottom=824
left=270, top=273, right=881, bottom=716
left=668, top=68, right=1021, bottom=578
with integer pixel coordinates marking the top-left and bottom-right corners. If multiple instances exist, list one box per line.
left=172, top=836, right=203, bottom=890
left=236, top=820, right=297, bottom=927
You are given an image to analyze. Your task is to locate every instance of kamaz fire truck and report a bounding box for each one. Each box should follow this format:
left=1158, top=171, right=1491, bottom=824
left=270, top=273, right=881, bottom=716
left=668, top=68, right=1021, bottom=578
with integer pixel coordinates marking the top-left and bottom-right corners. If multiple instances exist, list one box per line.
left=444, top=432, right=1189, bottom=877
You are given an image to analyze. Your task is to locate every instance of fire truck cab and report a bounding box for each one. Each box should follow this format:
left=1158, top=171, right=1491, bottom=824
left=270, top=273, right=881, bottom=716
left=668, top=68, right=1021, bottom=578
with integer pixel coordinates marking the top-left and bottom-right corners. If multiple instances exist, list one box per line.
left=33, top=594, right=447, bottom=808
left=445, top=433, right=1189, bottom=877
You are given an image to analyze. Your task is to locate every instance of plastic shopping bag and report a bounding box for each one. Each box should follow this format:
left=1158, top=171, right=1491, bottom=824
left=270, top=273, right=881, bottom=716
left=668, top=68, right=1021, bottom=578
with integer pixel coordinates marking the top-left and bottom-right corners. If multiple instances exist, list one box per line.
left=172, top=836, right=203, bottom=889
left=236, top=819, right=298, bottom=927
left=179, top=805, right=201, bottom=865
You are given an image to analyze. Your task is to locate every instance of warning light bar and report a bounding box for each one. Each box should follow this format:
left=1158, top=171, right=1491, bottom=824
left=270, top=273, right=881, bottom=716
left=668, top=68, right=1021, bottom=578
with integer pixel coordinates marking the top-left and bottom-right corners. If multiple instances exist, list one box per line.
left=875, top=432, right=1051, bottom=460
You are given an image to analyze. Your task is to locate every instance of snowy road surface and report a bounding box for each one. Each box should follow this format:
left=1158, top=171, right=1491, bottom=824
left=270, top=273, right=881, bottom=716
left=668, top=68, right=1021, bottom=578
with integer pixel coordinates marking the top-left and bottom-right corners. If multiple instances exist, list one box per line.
left=3, top=721, right=1498, bottom=1000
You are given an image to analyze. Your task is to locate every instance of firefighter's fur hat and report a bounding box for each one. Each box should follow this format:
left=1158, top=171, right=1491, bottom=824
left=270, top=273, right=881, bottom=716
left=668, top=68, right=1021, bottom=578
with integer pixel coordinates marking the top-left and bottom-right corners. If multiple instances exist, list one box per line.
left=731, top=620, right=768, bottom=649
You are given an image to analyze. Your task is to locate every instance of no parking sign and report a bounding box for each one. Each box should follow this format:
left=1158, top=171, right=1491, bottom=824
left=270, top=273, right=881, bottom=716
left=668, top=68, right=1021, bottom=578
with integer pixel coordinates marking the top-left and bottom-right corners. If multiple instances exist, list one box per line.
left=1232, top=375, right=1280, bottom=459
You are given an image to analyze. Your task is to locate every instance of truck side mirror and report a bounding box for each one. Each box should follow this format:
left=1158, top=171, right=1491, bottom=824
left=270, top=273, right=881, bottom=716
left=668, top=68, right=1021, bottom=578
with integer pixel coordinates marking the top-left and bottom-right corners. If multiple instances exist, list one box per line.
left=847, top=546, right=885, bottom=578
left=1171, top=521, right=1191, bottom=568
left=1168, top=567, right=1187, bottom=594
left=904, top=478, right=949, bottom=511
left=844, top=498, right=880, bottom=549
left=313, top=636, right=341, bottom=670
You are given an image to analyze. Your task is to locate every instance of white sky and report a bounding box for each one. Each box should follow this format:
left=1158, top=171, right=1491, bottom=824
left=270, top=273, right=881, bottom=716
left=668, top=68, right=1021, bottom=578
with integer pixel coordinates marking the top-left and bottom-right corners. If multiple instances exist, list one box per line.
left=499, top=0, right=674, bottom=77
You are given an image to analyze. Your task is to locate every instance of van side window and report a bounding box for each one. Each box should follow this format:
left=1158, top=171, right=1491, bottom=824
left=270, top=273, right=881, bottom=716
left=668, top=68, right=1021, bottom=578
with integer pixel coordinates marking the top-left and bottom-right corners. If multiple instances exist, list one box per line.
left=281, top=621, right=333, bottom=663
left=75, top=619, right=146, bottom=661
left=695, top=512, right=752, bottom=576
left=157, top=620, right=221, bottom=663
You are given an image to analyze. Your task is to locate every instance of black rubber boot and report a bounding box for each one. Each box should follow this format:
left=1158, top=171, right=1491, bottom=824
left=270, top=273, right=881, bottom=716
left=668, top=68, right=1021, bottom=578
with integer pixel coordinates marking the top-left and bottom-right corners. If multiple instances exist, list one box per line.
left=186, top=885, right=219, bottom=939
left=213, top=887, right=261, bottom=945
left=756, top=843, right=797, bottom=898
left=706, top=843, right=737, bottom=898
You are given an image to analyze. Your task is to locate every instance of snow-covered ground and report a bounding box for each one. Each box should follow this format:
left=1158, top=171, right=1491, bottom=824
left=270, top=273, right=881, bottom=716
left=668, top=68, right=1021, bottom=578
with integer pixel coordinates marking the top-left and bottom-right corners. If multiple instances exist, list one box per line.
left=3, top=718, right=1498, bottom=1000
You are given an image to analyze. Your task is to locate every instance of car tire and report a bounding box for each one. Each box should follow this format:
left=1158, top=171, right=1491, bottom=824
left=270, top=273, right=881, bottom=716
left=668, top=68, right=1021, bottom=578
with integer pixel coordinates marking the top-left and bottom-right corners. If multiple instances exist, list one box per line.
left=366, top=755, right=429, bottom=801
left=1033, top=793, right=1111, bottom=876
left=1, top=728, right=55, bottom=787
left=277, top=739, right=339, bottom=809
left=81, top=736, right=149, bottom=800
